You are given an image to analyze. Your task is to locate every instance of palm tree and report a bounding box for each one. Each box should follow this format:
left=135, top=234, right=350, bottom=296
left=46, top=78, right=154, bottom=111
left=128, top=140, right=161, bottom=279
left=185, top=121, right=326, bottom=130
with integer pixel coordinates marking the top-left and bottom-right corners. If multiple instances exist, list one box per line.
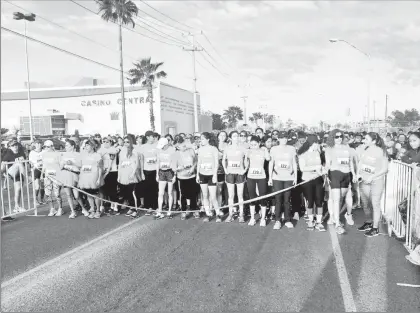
left=223, top=106, right=243, bottom=128
left=128, top=57, right=167, bottom=131
left=97, top=0, right=138, bottom=135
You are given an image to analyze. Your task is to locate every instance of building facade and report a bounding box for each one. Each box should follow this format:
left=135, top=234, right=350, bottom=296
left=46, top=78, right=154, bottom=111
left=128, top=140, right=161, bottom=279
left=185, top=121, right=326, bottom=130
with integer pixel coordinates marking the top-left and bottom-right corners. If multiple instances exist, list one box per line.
left=1, top=82, right=211, bottom=136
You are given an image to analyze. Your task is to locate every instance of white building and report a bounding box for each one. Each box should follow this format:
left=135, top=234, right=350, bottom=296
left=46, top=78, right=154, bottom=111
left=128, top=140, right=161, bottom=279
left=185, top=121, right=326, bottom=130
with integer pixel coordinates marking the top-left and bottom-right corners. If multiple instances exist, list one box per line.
left=1, top=82, right=211, bottom=136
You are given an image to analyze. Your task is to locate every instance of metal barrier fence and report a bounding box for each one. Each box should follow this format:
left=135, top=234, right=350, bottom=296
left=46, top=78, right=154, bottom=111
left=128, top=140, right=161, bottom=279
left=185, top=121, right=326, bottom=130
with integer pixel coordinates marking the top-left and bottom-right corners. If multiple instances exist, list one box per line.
left=383, top=160, right=419, bottom=253
left=1, top=160, right=39, bottom=218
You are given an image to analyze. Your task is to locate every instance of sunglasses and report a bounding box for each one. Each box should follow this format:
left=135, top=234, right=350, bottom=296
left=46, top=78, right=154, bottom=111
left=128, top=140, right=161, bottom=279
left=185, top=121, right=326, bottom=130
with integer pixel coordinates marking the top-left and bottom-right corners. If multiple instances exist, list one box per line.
left=335, top=135, right=343, bottom=139
left=124, top=140, right=130, bottom=143
left=10, top=143, right=18, bottom=147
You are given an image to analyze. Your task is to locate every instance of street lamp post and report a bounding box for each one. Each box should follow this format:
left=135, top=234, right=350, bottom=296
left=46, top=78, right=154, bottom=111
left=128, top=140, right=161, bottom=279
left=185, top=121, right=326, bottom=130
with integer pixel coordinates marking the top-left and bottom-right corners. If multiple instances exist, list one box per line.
left=14, top=12, right=36, bottom=141
left=329, top=38, right=372, bottom=131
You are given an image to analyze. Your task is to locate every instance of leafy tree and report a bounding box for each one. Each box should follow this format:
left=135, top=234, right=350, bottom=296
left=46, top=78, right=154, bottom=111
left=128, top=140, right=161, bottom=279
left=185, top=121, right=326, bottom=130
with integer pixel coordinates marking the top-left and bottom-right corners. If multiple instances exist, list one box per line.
left=276, top=120, right=284, bottom=130
left=264, top=114, right=275, bottom=125
left=1, top=128, right=8, bottom=135
left=223, top=106, right=243, bottom=128
left=97, top=0, right=139, bottom=135
left=128, top=57, right=167, bottom=131
left=286, top=118, right=294, bottom=129
left=388, top=108, right=420, bottom=127
left=212, top=113, right=226, bottom=130
left=249, top=112, right=263, bottom=123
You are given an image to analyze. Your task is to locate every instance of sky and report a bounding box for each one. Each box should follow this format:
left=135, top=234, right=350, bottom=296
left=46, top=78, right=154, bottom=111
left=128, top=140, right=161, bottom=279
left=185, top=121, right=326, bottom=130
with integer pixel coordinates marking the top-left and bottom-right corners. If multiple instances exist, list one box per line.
left=1, top=0, right=420, bottom=127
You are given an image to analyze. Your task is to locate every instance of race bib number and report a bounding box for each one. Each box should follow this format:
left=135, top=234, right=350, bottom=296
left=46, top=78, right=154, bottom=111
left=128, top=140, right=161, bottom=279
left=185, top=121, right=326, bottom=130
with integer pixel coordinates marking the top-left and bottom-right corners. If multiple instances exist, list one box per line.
left=228, top=161, right=241, bottom=168
left=249, top=168, right=263, bottom=175
left=15, top=156, right=24, bottom=162
left=160, top=162, right=170, bottom=170
left=361, top=164, right=375, bottom=174
left=337, top=158, right=349, bottom=165
left=276, top=161, right=290, bottom=170
left=82, top=165, right=92, bottom=173
left=36, top=158, right=43, bottom=167
left=46, top=170, right=56, bottom=176
left=121, top=161, right=130, bottom=168
left=146, top=157, right=157, bottom=165
left=200, top=163, right=212, bottom=171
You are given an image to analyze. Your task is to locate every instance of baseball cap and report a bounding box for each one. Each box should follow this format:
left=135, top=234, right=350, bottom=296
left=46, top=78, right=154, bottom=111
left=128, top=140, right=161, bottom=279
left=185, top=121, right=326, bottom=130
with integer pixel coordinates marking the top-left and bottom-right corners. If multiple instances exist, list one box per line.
left=278, top=131, right=288, bottom=138
left=8, top=139, right=18, bottom=147
left=145, top=130, right=154, bottom=137
left=44, top=139, right=54, bottom=147
left=156, top=138, right=168, bottom=149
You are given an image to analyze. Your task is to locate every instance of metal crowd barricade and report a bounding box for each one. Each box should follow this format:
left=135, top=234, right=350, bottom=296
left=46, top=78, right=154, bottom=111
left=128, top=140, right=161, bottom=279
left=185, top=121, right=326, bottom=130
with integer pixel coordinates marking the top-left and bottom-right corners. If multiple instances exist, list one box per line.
left=383, top=160, right=418, bottom=252
left=1, top=160, right=39, bottom=219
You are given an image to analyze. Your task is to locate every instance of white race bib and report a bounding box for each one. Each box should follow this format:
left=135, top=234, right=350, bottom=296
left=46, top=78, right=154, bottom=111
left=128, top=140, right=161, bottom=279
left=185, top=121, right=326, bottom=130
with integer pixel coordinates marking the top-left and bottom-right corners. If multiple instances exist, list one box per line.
left=276, top=161, right=290, bottom=170
left=249, top=168, right=263, bottom=175
left=361, top=164, right=375, bottom=174
left=146, top=157, right=157, bottom=165
left=46, top=170, right=56, bottom=176
left=121, top=161, right=130, bottom=168
left=337, top=158, right=349, bottom=165
left=200, top=163, right=212, bottom=170
left=228, top=160, right=241, bottom=169
left=82, top=165, right=92, bottom=173
left=160, top=162, right=170, bottom=170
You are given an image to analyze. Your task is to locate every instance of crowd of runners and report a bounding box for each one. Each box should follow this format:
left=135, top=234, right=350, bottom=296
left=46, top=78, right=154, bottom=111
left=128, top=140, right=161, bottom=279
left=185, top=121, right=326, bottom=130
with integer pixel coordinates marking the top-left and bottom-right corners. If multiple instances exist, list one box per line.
left=1, top=127, right=420, bottom=238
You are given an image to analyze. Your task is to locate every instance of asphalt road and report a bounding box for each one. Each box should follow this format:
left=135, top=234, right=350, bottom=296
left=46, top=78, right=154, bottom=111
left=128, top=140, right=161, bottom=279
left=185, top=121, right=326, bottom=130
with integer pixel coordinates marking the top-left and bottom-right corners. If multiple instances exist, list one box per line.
left=1, top=209, right=420, bottom=312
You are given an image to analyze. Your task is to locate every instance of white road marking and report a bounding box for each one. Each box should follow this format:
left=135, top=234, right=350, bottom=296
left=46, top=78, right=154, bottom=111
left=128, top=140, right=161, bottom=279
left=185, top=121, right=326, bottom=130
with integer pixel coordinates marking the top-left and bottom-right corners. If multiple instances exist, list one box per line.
left=396, top=283, right=420, bottom=288
left=328, top=227, right=358, bottom=312
left=1, top=216, right=145, bottom=289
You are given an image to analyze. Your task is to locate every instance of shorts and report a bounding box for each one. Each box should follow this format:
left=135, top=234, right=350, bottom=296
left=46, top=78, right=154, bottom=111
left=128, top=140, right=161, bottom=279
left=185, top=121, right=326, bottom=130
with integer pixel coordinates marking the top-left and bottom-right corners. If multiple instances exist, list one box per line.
left=226, top=173, right=246, bottom=185
left=158, top=169, right=175, bottom=182
left=8, top=174, right=24, bottom=183
left=217, top=174, right=225, bottom=183
left=329, top=170, right=351, bottom=189
left=198, top=174, right=216, bottom=186
left=83, top=188, right=100, bottom=196
left=34, top=169, right=42, bottom=180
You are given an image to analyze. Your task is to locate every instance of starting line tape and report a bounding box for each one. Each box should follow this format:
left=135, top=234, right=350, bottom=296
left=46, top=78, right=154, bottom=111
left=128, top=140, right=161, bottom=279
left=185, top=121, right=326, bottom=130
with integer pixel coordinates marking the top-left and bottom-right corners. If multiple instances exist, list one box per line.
left=29, top=162, right=327, bottom=214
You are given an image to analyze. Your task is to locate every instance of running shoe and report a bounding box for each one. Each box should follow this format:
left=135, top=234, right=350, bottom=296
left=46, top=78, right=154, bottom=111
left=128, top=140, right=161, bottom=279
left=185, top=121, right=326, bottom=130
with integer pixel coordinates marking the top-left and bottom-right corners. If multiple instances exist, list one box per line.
left=307, top=220, right=315, bottom=230
left=167, top=212, right=173, bottom=219
left=248, top=219, right=256, bottom=226
left=130, top=210, right=138, bottom=218
left=293, top=212, right=300, bottom=221
left=82, top=209, right=90, bottom=217
left=48, top=208, right=57, bottom=217
left=125, top=209, right=134, bottom=217
left=336, top=225, right=346, bottom=235
left=358, top=222, right=373, bottom=232
left=55, top=208, right=63, bottom=217
left=194, top=212, right=200, bottom=219
left=180, top=213, right=187, bottom=220
left=345, top=213, right=355, bottom=226
left=225, top=215, right=233, bottom=223
left=238, top=215, right=245, bottom=223
left=94, top=211, right=101, bottom=219
left=145, top=209, right=153, bottom=216
left=260, top=219, right=266, bottom=227
left=364, top=228, right=379, bottom=237
left=327, top=218, right=335, bottom=225
left=99, top=206, right=105, bottom=214
left=203, top=216, right=210, bottom=222
left=155, top=213, right=165, bottom=220
left=88, top=212, right=95, bottom=219
left=284, top=221, right=294, bottom=228
left=315, top=223, right=326, bottom=232
left=69, top=212, right=77, bottom=219
left=273, top=221, right=281, bottom=230
left=216, top=216, right=222, bottom=223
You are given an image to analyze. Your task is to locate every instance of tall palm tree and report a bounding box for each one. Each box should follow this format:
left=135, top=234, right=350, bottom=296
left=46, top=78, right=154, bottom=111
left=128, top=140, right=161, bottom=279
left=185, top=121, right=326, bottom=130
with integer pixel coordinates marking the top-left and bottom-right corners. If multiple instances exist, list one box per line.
left=128, top=57, right=167, bottom=131
left=97, top=0, right=138, bottom=135
left=222, top=106, right=243, bottom=128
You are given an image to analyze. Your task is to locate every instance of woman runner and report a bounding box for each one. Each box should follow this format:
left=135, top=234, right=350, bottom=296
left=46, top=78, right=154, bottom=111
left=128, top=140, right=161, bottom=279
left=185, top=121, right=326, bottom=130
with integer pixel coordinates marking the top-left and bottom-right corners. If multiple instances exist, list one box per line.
left=29, top=139, right=45, bottom=205
left=197, top=132, right=224, bottom=222
left=223, top=131, right=248, bottom=222
left=42, top=140, right=63, bottom=217
left=245, top=136, right=271, bottom=226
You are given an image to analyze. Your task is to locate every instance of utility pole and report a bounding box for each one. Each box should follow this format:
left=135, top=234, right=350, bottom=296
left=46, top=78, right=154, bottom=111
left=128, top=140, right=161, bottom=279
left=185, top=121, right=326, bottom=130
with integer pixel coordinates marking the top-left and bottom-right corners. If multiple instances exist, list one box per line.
left=240, top=96, right=248, bottom=124
left=182, top=31, right=203, bottom=132
left=385, top=94, right=388, bottom=130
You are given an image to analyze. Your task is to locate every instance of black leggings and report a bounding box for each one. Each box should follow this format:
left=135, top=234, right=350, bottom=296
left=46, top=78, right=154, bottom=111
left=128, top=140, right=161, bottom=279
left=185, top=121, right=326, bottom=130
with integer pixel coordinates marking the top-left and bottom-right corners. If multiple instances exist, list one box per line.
left=301, top=177, right=324, bottom=209
left=179, top=178, right=199, bottom=210
left=103, top=171, right=118, bottom=205
left=143, top=170, right=158, bottom=209
left=246, top=178, right=268, bottom=207
left=119, top=183, right=136, bottom=207
left=273, top=180, right=293, bottom=222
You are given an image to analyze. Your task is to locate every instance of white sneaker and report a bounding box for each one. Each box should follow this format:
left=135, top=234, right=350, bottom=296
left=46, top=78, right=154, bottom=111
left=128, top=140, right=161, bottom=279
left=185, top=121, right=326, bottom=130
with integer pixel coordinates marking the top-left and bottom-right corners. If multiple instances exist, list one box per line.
left=293, top=212, right=300, bottom=220
left=273, top=221, right=281, bottom=230
left=345, top=213, right=354, bottom=226
left=48, top=208, right=57, bottom=217
left=82, top=209, right=90, bottom=217
left=327, top=218, right=335, bottom=225
left=260, top=219, right=266, bottom=227
left=69, top=212, right=77, bottom=219
left=248, top=218, right=256, bottom=226
left=55, top=208, right=63, bottom=217
left=284, top=221, right=294, bottom=228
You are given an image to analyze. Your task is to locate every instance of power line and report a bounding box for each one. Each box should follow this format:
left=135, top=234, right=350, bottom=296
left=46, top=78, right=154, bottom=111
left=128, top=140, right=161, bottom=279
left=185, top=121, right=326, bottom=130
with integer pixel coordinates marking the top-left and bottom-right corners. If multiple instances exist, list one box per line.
left=202, top=32, right=235, bottom=71
left=1, top=26, right=129, bottom=74
left=4, top=0, right=139, bottom=62
left=69, top=0, right=183, bottom=47
left=198, top=51, right=229, bottom=79
left=139, top=0, right=197, bottom=31
left=137, top=8, right=185, bottom=33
